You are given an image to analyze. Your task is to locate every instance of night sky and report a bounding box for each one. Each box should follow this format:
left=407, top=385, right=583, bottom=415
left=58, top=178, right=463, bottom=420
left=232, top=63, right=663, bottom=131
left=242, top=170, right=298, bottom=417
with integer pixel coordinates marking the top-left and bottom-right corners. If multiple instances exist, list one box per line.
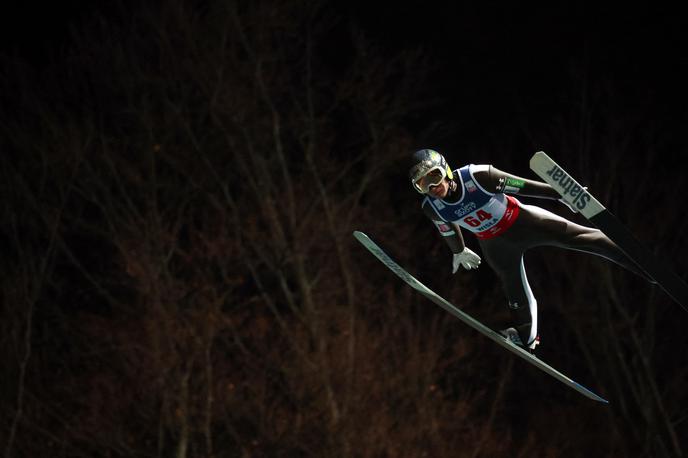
left=2, top=1, right=688, bottom=457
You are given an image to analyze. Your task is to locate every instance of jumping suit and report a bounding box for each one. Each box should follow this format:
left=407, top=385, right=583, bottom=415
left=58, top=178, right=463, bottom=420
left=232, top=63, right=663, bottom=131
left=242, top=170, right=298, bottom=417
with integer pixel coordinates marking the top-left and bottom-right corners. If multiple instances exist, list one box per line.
left=422, top=164, right=651, bottom=346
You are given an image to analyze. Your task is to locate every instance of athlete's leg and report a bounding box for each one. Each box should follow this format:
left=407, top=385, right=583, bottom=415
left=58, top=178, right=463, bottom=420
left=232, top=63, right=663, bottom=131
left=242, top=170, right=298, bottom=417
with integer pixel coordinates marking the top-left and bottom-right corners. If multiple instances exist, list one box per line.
left=479, top=237, right=538, bottom=346
left=517, top=204, right=654, bottom=282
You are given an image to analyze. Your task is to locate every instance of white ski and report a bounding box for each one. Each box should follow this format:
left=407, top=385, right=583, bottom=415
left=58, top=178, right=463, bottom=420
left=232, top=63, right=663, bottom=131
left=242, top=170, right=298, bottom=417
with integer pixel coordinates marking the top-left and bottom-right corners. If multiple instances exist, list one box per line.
left=353, top=231, right=609, bottom=404
left=529, top=151, right=688, bottom=311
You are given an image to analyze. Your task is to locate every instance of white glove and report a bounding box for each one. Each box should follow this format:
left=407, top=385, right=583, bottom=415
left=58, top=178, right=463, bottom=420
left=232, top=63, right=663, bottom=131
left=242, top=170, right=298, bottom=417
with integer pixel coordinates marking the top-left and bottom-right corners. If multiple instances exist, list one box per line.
left=452, top=247, right=481, bottom=273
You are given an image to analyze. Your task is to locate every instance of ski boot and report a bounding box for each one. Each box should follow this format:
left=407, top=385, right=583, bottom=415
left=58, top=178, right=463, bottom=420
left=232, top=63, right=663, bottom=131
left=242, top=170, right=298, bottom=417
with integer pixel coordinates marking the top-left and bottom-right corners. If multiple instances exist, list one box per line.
left=499, top=327, right=540, bottom=353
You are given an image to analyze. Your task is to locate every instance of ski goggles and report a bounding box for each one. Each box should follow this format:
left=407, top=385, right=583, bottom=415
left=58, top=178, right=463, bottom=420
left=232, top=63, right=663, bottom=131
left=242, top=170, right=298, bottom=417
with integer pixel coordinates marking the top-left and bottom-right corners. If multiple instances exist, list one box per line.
left=412, top=166, right=446, bottom=194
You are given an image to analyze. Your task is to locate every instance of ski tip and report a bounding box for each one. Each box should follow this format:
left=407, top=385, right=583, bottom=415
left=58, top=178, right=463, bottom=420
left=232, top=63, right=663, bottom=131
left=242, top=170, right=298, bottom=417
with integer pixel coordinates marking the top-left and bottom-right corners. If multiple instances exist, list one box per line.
left=529, top=150, right=549, bottom=167
left=353, top=231, right=376, bottom=247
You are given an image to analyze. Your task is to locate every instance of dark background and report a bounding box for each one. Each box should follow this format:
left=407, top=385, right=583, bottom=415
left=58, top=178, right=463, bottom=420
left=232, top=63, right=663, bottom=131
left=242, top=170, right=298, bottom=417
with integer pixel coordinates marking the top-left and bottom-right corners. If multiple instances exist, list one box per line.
left=2, top=1, right=688, bottom=457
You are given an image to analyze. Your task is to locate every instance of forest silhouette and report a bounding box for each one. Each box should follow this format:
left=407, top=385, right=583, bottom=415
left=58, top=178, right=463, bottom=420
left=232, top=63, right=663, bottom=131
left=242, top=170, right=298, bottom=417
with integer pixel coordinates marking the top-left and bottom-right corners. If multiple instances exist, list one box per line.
left=2, top=1, right=687, bottom=457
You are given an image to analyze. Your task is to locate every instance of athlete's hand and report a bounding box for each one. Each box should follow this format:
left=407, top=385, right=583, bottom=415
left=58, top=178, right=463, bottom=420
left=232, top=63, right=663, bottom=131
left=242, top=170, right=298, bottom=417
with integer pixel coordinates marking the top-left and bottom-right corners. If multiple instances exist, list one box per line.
left=452, top=247, right=481, bottom=273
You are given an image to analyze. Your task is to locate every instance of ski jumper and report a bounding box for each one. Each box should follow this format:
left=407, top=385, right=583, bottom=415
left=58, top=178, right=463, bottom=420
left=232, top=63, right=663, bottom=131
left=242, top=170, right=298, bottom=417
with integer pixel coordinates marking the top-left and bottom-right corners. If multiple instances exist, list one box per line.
left=423, top=164, right=650, bottom=346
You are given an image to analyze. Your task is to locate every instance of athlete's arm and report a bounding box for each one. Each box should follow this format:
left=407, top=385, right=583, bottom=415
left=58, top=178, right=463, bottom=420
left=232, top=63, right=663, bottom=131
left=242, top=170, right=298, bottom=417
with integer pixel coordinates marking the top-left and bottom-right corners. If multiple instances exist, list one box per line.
left=422, top=203, right=479, bottom=272
left=422, top=201, right=466, bottom=253
left=474, top=165, right=561, bottom=199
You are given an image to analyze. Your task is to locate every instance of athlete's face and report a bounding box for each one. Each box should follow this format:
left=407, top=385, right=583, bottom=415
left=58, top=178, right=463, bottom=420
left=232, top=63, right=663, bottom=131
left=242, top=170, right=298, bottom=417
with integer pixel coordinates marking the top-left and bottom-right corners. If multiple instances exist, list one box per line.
left=415, top=167, right=448, bottom=196
left=427, top=178, right=449, bottom=198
